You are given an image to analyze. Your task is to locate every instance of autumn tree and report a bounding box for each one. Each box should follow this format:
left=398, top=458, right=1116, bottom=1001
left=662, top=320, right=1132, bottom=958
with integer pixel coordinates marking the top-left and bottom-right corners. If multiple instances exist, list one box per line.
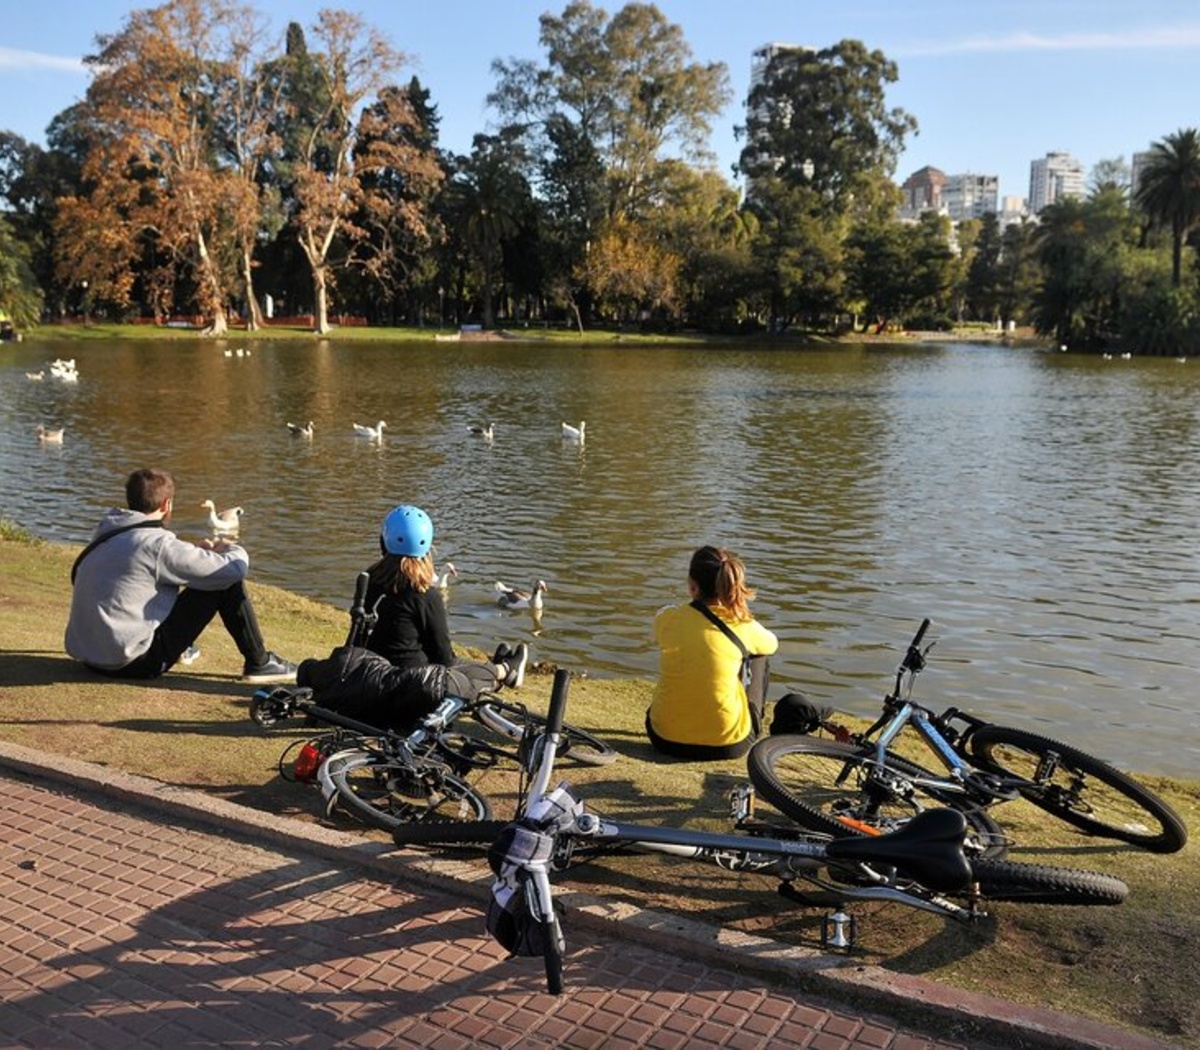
left=59, top=0, right=256, bottom=334
left=351, top=78, right=446, bottom=323
left=272, top=12, right=414, bottom=334
left=211, top=4, right=282, bottom=329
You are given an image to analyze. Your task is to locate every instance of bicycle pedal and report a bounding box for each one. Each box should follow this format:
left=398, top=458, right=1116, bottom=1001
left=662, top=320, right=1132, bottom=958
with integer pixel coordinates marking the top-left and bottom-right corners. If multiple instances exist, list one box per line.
left=820, top=909, right=857, bottom=951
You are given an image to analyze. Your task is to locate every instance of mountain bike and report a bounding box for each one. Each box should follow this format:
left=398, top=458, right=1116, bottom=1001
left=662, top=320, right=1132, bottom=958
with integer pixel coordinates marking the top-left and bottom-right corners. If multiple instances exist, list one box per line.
left=467, top=670, right=1127, bottom=994
left=250, top=684, right=616, bottom=831
left=747, top=619, right=1187, bottom=855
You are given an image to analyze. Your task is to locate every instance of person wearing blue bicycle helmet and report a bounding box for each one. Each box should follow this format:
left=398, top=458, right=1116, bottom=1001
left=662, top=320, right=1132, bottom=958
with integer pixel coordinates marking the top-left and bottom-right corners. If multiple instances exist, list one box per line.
left=364, top=504, right=528, bottom=697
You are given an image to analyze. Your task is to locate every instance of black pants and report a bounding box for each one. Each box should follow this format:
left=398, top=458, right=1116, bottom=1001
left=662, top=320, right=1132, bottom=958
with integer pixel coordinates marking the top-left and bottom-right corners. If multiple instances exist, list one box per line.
left=102, top=583, right=268, bottom=679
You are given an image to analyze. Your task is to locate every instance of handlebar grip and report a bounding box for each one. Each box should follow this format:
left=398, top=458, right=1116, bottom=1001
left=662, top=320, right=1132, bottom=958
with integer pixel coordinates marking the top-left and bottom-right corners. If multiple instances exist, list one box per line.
left=546, top=669, right=570, bottom=736
left=911, top=618, right=931, bottom=649
left=350, top=571, right=369, bottom=616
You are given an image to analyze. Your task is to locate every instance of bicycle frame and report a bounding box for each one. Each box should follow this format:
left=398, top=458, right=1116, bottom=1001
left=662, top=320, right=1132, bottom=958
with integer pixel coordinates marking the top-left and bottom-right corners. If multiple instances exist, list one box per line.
left=488, top=670, right=984, bottom=994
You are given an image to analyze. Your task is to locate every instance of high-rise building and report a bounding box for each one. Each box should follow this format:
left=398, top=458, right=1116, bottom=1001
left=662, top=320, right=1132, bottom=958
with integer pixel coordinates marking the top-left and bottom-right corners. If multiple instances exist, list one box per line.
left=899, top=166, right=948, bottom=218
left=743, top=42, right=815, bottom=191
left=1028, top=152, right=1086, bottom=213
left=943, top=173, right=999, bottom=221
left=1130, top=149, right=1154, bottom=201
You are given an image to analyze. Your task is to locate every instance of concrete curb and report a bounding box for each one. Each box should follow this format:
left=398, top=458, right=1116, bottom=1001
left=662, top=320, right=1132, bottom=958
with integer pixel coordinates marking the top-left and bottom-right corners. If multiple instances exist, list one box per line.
left=0, top=739, right=1176, bottom=1050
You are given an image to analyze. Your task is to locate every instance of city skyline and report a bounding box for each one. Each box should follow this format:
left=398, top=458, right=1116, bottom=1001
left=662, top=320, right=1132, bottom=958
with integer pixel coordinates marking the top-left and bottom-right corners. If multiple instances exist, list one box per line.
left=2, top=0, right=1199, bottom=204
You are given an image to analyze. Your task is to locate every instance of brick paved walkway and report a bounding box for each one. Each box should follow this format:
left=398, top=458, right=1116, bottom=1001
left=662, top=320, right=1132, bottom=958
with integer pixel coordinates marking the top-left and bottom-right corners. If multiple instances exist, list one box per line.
left=0, top=772, right=989, bottom=1050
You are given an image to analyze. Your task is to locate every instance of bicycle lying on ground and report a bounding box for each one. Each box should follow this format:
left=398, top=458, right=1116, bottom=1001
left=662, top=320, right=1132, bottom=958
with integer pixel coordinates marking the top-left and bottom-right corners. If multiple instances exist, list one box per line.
left=747, top=619, right=1187, bottom=856
left=248, top=572, right=615, bottom=831
left=250, top=682, right=616, bottom=831
left=403, top=669, right=1129, bottom=994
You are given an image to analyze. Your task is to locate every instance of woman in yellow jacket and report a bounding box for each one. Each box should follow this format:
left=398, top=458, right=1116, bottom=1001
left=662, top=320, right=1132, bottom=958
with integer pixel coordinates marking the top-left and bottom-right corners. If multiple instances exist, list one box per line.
left=646, top=545, right=779, bottom=760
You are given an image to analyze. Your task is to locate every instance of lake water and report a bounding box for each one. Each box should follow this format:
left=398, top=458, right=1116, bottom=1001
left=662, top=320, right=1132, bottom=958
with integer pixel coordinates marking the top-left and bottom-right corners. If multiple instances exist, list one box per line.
left=3, top=336, right=1198, bottom=777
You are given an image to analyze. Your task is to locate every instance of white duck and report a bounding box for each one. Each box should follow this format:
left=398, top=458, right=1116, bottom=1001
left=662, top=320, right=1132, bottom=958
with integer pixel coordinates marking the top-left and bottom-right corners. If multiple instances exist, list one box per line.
left=353, top=420, right=387, bottom=440
left=35, top=424, right=64, bottom=443
left=561, top=420, right=585, bottom=444
left=434, top=563, right=459, bottom=591
left=287, top=420, right=315, bottom=438
left=200, top=499, right=243, bottom=535
left=495, top=579, right=548, bottom=612
left=468, top=423, right=495, bottom=440
left=25, top=370, right=45, bottom=381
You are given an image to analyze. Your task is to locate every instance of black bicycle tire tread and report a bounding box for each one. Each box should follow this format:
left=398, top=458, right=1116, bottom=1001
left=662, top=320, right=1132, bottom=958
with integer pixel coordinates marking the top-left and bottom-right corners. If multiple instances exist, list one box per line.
left=747, top=735, right=1006, bottom=856
left=968, top=725, right=1187, bottom=853
left=476, top=700, right=618, bottom=766
left=969, top=858, right=1128, bottom=905
left=391, top=818, right=510, bottom=846
left=325, top=752, right=493, bottom=832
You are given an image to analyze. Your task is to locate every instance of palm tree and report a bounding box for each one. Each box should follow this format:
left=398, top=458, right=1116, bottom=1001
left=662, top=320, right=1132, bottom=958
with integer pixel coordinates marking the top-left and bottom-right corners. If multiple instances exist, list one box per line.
left=1135, top=128, right=1200, bottom=286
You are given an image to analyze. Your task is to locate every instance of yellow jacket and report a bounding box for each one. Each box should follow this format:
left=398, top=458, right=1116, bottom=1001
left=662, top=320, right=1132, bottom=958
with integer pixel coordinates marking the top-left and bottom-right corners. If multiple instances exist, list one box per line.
left=648, top=602, right=779, bottom=748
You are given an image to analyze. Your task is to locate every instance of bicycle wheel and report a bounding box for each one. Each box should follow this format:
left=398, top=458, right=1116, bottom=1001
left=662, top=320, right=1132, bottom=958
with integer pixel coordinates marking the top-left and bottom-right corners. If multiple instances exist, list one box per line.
left=475, top=700, right=618, bottom=767
left=392, top=819, right=509, bottom=847
left=324, top=751, right=493, bottom=832
left=968, top=725, right=1187, bottom=854
left=747, top=736, right=1007, bottom=858
left=968, top=858, right=1128, bottom=905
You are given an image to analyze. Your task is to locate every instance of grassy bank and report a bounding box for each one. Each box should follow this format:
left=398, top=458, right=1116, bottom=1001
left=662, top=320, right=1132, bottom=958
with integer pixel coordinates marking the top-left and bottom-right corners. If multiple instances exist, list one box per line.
left=0, top=530, right=1194, bottom=1046
left=14, top=320, right=1040, bottom=348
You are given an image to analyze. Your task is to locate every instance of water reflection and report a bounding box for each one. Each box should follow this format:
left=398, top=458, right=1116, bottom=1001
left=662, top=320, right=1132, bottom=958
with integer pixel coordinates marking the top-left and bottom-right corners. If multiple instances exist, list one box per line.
left=2, top=337, right=1198, bottom=776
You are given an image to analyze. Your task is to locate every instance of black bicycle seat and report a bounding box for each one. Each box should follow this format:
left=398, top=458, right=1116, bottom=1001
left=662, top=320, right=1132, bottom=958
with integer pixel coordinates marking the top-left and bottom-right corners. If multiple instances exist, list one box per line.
left=825, top=809, right=972, bottom=892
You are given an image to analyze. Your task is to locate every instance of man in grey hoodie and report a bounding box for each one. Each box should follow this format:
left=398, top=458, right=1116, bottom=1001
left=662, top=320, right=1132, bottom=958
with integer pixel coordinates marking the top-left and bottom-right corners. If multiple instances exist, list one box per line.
left=65, top=467, right=296, bottom=683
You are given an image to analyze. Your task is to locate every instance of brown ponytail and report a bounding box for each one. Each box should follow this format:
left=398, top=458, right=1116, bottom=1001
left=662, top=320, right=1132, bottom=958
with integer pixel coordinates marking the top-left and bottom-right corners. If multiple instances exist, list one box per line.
left=688, top=545, right=756, bottom=622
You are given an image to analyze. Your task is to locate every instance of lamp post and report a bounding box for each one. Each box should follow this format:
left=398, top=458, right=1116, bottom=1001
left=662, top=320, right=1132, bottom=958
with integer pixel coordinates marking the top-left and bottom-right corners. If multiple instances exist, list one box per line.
left=438, top=285, right=445, bottom=329
left=81, top=280, right=89, bottom=327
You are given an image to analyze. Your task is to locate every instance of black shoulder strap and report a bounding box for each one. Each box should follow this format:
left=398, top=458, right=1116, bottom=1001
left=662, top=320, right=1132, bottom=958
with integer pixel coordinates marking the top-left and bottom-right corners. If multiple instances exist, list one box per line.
left=71, top=520, right=164, bottom=584
left=689, top=599, right=749, bottom=658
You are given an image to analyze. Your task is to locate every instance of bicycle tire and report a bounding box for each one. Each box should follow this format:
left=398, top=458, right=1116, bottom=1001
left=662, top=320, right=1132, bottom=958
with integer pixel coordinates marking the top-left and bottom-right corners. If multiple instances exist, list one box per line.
left=324, top=751, right=493, bottom=832
left=392, top=818, right=510, bottom=847
left=968, top=858, right=1128, bottom=906
left=475, top=700, right=618, bottom=767
left=968, top=725, right=1187, bottom=854
left=747, top=736, right=1007, bottom=858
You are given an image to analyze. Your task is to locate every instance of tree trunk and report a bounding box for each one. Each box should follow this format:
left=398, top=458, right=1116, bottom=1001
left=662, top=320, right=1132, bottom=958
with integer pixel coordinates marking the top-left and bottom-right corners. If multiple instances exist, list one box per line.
left=194, top=224, right=228, bottom=338
left=241, top=249, right=263, bottom=331
left=313, top=265, right=331, bottom=335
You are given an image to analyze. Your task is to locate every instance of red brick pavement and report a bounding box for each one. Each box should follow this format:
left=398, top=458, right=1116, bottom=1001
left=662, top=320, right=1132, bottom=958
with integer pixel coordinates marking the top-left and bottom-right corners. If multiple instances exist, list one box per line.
left=0, top=772, right=993, bottom=1050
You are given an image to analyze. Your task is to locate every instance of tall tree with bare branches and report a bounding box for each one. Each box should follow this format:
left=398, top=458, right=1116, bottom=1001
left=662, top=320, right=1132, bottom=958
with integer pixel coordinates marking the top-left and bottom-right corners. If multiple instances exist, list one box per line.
left=273, top=11, right=410, bottom=334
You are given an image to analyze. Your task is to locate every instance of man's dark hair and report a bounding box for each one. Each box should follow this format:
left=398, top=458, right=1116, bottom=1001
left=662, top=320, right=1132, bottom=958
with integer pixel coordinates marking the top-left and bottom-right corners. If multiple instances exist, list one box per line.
left=125, top=468, right=175, bottom=513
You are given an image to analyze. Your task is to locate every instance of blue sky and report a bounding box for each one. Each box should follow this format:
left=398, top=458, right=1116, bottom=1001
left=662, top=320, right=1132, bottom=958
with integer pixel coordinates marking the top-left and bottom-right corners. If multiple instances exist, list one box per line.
left=2, top=0, right=1199, bottom=204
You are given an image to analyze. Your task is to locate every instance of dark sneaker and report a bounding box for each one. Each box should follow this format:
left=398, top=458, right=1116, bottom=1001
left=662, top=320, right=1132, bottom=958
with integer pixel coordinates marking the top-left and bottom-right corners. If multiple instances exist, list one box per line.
left=242, top=652, right=298, bottom=684
left=502, top=643, right=529, bottom=689
left=492, top=642, right=513, bottom=665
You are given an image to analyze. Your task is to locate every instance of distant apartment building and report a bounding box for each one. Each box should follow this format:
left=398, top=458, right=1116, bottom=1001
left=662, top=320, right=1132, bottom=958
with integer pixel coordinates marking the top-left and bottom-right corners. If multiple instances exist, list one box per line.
left=899, top=166, right=948, bottom=217
left=998, top=195, right=1030, bottom=228
left=943, top=173, right=999, bottom=221
left=1028, top=151, right=1086, bottom=213
left=744, top=42, right=815, bottom=192
left=1130, top=149, right=1153, bottom=201
left=898, top=167, right=999, bottom=222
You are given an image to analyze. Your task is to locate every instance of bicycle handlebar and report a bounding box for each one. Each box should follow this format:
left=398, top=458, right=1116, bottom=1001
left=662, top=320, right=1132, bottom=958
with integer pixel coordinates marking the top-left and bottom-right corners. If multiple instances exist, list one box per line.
left=900, top=618, right=932, bottom=674
left=350, top=571, right=369, bottom=621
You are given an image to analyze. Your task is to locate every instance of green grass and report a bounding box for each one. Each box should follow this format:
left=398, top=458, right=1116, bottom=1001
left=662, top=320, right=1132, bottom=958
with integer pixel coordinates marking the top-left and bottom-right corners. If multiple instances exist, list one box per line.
left=0, top=532, right=1195, bottom=1046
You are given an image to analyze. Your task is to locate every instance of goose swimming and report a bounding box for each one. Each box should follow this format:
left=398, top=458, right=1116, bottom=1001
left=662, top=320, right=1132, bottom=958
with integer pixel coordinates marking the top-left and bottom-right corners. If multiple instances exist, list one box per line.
left=35, top=424, right=64, bottom=443
left=353, top=420, right=387, bottom=440
left=495, top=579, right=548, bottom=611
left=200, top=499, right=243, bottom=534
left=561, top=420, right=585, bottom=444
left=468, top=423, right=495, bottom=440
left=434, top=563, right=459, bottom=590
left=287, top=420, right=315, bottom=438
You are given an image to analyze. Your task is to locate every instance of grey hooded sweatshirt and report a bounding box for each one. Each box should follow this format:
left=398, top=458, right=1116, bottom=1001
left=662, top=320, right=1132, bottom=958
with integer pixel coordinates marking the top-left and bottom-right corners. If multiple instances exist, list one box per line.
left=65, top=508, right=250, bottom=670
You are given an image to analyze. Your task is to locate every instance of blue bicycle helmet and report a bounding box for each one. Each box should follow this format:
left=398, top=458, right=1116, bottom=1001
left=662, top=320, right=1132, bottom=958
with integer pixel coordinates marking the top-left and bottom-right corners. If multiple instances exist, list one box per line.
left=380, top=504, right=434, bottom=557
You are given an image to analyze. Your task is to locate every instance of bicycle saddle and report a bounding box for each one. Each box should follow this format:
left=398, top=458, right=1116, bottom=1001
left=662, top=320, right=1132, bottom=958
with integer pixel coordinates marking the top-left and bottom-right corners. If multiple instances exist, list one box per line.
left=824, top=808, right=972, bottom=892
